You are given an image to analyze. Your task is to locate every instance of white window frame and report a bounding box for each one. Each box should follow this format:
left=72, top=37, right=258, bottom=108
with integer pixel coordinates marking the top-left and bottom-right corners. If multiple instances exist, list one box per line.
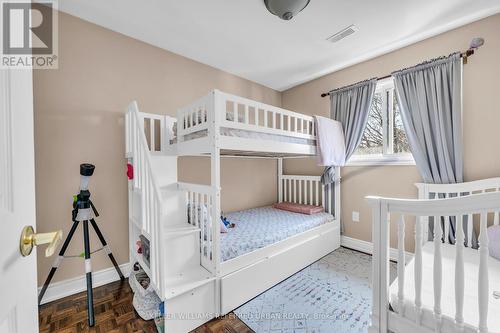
left=348, top=78, right=415, bottom=166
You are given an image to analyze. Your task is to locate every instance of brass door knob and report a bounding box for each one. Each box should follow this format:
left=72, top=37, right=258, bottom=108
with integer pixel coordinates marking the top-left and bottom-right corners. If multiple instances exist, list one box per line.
left=20, top=226, right=63, bottom=257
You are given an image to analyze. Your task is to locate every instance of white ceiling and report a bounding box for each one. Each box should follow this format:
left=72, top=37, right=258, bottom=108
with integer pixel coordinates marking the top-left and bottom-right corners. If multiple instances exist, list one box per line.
left=58, top=0, right=500, bottom=91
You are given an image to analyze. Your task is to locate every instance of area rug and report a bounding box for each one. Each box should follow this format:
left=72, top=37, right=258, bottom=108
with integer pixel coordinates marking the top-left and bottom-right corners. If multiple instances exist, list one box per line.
left=234, top=247, right=396, bottom=333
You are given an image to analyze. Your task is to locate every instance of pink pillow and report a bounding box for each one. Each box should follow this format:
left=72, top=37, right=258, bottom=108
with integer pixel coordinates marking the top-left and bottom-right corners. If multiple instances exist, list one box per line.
left=273, top=202, right=324, bottom=215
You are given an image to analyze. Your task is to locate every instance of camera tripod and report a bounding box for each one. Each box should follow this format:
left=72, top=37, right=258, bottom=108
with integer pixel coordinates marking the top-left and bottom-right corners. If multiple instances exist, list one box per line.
left=38, top=164, right=124, bottom=327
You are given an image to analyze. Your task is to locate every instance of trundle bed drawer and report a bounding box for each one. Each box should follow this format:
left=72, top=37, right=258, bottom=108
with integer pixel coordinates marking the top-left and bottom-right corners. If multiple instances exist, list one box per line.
left=220, top=225, right=340, bottom=314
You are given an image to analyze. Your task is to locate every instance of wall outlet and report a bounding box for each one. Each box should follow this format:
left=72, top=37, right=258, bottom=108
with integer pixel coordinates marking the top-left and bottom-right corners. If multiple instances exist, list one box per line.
left=352, top=211, right=360, bottom=222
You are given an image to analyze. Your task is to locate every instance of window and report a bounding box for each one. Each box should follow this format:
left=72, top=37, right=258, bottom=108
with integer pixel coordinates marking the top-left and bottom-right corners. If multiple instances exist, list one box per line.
left=350, top=78, right=414, bottom=165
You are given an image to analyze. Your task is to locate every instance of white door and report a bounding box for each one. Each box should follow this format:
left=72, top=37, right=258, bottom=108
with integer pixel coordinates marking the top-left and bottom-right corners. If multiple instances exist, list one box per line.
left=0, top=68, right=38, bottom=332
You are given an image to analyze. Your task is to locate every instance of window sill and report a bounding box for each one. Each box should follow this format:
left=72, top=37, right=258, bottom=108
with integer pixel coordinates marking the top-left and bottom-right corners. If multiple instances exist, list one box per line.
left=346, top=154, right=415, bottom=166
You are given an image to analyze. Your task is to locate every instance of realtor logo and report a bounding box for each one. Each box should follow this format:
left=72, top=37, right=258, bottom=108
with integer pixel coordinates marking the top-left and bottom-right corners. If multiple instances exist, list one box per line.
left=1, top=0, right=58, bottom=68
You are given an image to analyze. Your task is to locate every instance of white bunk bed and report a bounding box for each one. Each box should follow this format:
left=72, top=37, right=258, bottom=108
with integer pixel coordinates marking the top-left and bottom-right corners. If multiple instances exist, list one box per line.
left=125, top=90, right=341, bottom=332
left=368, top=178, right=500, bottom=333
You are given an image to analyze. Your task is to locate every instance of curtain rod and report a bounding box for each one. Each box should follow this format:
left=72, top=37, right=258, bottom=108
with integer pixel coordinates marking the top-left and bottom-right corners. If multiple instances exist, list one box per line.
left=320, top=48, right=477, bottom=98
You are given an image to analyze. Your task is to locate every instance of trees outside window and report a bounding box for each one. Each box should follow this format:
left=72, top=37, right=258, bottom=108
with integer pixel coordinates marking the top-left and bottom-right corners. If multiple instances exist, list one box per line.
left=354, top=78, right=411, bottom=159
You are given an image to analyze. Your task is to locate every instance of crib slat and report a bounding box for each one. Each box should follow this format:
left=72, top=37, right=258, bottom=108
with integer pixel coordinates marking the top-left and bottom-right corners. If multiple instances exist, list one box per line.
left=455, top=214, right=465, bottom=331
left=245, top=105, right=249, bottom=124
left=264, top=110, right=268, bottom=127
left=414, top=217, right=423, bottom=325
left=467, top=213, right=473, bottom=247
left=443, top=193, right=449, bottom=244
left=433, top=215, right=443, bottom=331
left=478, top=212, right=489, bottom=333
left=397, top=215, right=406, bottom=317
left=280, top=113, right=284, bottom=130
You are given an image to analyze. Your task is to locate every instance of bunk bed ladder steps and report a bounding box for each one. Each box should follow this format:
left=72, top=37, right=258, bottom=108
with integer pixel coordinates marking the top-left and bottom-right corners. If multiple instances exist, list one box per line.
left=126, top=102, right=218, bottom=333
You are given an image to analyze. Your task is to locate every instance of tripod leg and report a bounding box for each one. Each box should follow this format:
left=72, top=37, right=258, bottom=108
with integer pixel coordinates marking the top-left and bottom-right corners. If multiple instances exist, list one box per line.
left=38, top=220, right=80, bottom=305
left=83, top=220, right=95, bottom=327
left=89, top=218, right=125, bottom=280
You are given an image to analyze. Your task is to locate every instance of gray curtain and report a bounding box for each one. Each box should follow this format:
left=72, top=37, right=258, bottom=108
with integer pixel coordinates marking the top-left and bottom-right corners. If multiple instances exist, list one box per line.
left=321, top=78, right=377, bottom=185
left=321, top=78, right=377, bottom=234
left=392, top=53, right=475, bottom=247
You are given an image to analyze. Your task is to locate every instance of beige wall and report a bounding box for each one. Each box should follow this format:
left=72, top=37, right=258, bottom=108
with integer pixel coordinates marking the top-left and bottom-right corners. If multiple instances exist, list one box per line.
left=33, top=12, right=280, bottom=285
left=33, top=11, right=500, bottom=285
left=282, top=14, right=500, bottom=250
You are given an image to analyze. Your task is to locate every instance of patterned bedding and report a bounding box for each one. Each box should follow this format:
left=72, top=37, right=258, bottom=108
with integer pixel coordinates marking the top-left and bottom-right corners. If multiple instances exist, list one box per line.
left=220, top=206, right=332, bottom=262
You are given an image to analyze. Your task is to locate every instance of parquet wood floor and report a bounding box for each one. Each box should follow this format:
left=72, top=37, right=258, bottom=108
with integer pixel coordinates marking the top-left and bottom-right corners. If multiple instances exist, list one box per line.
left=39, top=279, right=254, bottom=333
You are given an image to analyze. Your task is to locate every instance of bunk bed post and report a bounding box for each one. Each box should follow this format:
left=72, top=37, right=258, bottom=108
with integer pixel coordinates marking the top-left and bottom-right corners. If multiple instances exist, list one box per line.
left=334, top=166, right=341, bottom=220
left=210, top=90, right=222, bottom=315
left=278, top=158, right=283, bottom=203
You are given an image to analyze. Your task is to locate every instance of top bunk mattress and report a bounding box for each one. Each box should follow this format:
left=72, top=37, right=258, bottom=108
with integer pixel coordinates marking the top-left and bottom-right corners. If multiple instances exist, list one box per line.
left=389, top=241, right=500, bottom=332
left=175, top=128, right=314, bottom=145
left=220, top=206, right=332, bottom=262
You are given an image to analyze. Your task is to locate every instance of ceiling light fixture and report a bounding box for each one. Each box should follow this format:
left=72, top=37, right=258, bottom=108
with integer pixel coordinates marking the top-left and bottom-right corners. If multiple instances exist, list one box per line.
left=264, top=0, right=310, bottom=21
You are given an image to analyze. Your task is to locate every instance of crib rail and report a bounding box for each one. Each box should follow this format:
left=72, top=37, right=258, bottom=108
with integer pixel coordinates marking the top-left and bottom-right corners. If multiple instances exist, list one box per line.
left=177, top=182, right=219, bottom=274
left=416, top=178, right=500, bottom=246
left=125, top=101, right=164, bottom=295
left=367, top=191, right=500, bottom=333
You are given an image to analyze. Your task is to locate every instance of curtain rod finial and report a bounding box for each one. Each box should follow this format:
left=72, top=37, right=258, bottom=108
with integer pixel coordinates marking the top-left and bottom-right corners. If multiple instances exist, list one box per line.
left=470, top=37, right=485, bottom=49
left=321, top=93, right=328, bottom=98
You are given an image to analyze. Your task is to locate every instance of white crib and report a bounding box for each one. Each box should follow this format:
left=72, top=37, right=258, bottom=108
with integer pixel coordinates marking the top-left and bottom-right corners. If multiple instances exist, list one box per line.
left=368, top=178, right=500, bottom=333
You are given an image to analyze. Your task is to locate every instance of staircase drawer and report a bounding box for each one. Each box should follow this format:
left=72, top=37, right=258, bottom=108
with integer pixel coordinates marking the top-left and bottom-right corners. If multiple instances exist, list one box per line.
left=164, top=280, right=216, bottom=333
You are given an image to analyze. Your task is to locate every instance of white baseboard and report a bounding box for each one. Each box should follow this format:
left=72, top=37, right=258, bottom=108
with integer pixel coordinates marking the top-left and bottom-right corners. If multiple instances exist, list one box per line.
left=38, top=262, right=131, bottom=305
left=341, top=236, right=413, bottom=262
left=38, top=238, right=409, bottom=305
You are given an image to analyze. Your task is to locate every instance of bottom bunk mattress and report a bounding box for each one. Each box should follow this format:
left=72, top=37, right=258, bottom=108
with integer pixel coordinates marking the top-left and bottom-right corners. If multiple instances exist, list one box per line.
left=220, top=206, right=333, bottom=262
left=389, top=242, right=500, bottom=332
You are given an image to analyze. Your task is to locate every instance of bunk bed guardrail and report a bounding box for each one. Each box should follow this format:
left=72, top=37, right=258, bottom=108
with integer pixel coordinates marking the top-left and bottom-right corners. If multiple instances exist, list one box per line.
left=177, top=90, right=316, bottom=143
left=367, top=179, right=500, bottom=333
left=177, top=182, right=219, bottom=274
left=125, top=101, right=165, bottom=296
left=280, top=175, right=336, bottom=216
